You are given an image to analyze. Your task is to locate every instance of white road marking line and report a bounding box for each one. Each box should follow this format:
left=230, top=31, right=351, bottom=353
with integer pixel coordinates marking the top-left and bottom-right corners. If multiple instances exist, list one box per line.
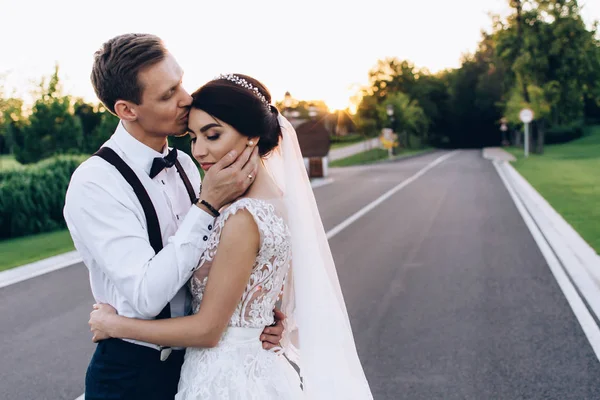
left=326, top=150, right=459, bottom=240
left=73, top=150, right=459, bottom=400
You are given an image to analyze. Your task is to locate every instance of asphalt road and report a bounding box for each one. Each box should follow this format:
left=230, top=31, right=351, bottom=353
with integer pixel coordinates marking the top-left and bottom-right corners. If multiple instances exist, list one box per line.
left=2, top=150, right=599, bottom=399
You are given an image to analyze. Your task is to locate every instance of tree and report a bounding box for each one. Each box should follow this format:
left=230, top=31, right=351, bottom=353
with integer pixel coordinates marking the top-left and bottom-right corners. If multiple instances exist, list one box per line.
left=355, top=2, right=599, bottom=150
left=355, top=93, right=381, bottom=137
left=0, top=97, right=24, bottom=155
left=511, top=0, right=532, bottom=103
left=505, top=85, right=552, bottom=125
left=495, top=0, right=600, bottom=152
left=14, top=65, right=84, bottom=164
left=74, top=98, right=103, bottom=152
left=379, top=92, right=428, bottom=149
left=442, top=37, right=505, bottom=149
left=0, top=75, right=24, bottom=154
left=368, top=58, right=419, bottom=101
left=410, top=73, right=451, bottom=145
left=357, top=58, right=442, bottom=144
left=87, top=108, right=119, bottom=153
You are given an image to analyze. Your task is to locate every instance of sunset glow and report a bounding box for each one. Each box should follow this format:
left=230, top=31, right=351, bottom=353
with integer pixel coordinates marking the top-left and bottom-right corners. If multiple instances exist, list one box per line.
left=1, top=0, right=599, bottom=112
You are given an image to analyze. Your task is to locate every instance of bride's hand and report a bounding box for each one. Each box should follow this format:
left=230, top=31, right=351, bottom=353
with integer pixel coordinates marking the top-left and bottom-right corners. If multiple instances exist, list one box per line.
left=89, top=303, right=118, bottom=343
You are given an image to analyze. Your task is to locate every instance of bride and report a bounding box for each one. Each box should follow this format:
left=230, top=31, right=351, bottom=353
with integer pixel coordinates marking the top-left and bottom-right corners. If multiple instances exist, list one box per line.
left=89, top=73, right=373, bottom=399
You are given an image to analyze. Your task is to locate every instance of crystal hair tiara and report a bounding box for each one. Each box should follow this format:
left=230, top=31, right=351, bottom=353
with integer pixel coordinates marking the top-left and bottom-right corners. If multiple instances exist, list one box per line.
left=212, top=74, right=270, bottom=109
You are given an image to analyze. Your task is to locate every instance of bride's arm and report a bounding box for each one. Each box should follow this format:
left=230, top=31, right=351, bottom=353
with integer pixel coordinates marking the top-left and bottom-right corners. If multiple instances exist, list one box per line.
left=90, top=210, right=259, bottom=348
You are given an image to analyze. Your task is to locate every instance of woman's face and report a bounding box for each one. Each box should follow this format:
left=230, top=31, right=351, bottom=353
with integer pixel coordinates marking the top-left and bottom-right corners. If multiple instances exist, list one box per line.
left=187, top=108, right=257, bottom=171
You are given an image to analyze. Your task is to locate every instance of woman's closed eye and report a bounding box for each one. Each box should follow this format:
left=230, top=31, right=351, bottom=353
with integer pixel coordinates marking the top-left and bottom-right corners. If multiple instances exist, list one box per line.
left=189, top=134, right=218, bottom=143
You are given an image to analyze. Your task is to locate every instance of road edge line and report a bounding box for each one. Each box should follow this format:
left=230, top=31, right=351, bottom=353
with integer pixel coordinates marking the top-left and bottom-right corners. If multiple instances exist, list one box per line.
left=493, top=160, right=600, bottom=362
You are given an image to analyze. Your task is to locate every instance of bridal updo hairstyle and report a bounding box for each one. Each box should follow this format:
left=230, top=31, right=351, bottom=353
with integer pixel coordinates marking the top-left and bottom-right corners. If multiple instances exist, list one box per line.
left=190, top=74, right=282, bottom=157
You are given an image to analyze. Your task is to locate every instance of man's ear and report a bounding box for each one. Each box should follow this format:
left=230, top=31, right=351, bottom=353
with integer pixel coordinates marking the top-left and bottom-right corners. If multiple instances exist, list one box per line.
left=114, top=100, right=138, bottom=122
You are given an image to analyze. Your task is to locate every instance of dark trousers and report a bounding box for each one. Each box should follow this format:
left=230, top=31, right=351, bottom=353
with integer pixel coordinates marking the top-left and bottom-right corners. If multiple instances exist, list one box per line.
left=85, top=338, right=185, bottom=400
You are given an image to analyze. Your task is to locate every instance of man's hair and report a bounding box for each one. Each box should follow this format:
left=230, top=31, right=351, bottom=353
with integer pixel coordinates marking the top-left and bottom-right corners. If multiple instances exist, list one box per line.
left=91, top=33, right=168, bottom=114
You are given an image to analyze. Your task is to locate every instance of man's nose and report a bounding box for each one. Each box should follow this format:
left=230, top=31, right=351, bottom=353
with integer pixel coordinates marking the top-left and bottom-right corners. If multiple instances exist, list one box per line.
left=180, top=90, right=192, bottom=108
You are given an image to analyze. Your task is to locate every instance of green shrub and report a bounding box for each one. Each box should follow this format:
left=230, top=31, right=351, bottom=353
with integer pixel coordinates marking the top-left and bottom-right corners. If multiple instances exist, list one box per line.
left=0, top=154, right=88, bottom=239
left=545, top=121, right=585, bottom=144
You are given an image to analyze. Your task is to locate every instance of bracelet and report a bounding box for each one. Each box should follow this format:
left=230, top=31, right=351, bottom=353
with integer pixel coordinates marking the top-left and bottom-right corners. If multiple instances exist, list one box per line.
left=199, top=199, right=220, bottom=217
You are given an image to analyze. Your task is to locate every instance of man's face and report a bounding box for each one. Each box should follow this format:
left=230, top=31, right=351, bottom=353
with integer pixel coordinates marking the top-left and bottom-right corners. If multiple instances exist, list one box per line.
left=133, top=52, right=192, bottom=138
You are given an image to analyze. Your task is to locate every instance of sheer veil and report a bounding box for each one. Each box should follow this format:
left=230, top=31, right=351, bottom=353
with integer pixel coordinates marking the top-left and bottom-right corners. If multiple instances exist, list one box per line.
left=263, top=114, right=373, bottom=399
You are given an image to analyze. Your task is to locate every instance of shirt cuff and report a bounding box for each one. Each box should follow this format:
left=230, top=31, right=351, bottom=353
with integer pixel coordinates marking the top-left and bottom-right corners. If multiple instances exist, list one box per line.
left=173, top=205, right=215, bottom=248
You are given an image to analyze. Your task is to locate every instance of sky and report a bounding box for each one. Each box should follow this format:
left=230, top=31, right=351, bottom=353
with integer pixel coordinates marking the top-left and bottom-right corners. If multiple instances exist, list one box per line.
left=1, top=0, right=599, bottom=112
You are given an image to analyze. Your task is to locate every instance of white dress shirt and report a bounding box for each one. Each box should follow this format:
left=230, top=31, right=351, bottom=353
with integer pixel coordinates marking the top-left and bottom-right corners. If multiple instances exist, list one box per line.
left=64, top=122, right=214, bottom=350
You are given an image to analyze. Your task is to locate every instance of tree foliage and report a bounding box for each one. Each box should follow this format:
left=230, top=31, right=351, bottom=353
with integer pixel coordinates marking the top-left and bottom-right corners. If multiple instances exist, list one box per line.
left=0, top=77, right=24, bottom=155
left=379, top=92, right=428, bottom=148
left=355, top=0, right=600, bottom=148
left=14, top=66, right=84, bottom=164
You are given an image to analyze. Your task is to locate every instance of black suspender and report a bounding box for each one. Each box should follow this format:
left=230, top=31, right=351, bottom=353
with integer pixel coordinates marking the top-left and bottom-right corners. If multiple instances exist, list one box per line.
left=95, top=147, right=164, bottom=254
left=174, top=160, right=199, bottom=205
left=93, top=147, right=197, bottom=323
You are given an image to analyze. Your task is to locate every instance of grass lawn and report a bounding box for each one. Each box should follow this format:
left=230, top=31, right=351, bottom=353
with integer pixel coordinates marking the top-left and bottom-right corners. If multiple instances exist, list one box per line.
left=330, top=147, right=432, bottom=168
left=0, top=229, right=75, bottom=272
left=330, top=134, right=372, bottom=149
left=0, top=154, right=22, bottom=170
left=505, top=125, right=600, bottom=252
left=330, top=148, right=390, bottom=167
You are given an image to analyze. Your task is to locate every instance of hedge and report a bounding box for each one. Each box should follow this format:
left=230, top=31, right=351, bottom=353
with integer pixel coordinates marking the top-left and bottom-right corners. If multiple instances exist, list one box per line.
left=545, top=121, right=585, bottom=145
left=0, top=155, right=88, bottom=239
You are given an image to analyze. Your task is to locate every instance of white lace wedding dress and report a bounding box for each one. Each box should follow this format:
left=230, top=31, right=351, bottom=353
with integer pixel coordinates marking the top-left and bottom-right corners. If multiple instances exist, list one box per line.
left=175, top=198, right=303, bottom=400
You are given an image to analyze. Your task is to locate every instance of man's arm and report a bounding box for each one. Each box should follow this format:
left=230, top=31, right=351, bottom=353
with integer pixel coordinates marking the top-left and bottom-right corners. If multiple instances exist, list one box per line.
left=65, top=169, right=214, bottom=318
left=67, top=145, right=260, bottom=318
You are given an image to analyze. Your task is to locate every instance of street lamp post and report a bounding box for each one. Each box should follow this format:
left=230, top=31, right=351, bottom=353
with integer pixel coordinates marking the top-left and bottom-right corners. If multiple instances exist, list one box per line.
left=385, top=104, right=395, bottom=158
left=386, top=104, right=394, bottom=128
left=308, top=104, right=317, bottom=119
left=500, top=117, right=508, bottom=146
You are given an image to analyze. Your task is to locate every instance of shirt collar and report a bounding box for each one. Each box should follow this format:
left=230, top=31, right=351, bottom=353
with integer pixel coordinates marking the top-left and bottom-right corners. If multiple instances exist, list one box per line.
left=112, top=121, right=169, bottom=176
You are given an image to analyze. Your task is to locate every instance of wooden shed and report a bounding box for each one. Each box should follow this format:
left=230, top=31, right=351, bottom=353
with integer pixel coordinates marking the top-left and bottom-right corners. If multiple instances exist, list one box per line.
left=296, top=119, right=331, bottom=178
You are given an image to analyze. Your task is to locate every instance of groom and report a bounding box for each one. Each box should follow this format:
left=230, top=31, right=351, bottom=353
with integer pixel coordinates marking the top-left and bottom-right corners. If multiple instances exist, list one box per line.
left=64, top=33, right=284, bottom=400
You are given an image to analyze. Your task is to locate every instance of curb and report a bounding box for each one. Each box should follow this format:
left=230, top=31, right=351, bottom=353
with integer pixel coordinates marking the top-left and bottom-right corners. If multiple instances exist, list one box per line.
left=495, top=159, right=600, bottom=325
left=310, top=177, right=334, bottom=189
left=493, top=159, right=600, bottom=361
left=482, top=147, right=516, bottom=162
left=0, top=177, right=335, bottom=289
left=0, top=250, right=83, bottom=289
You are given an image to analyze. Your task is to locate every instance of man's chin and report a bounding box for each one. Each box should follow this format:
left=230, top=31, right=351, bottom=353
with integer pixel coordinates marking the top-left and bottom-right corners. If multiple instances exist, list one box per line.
left=170, top=125, right=189, bottom=138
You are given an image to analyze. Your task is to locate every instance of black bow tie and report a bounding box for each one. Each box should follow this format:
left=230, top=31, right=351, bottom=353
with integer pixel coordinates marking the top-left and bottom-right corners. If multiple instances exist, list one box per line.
left=149, top=148, right=178, bottom=178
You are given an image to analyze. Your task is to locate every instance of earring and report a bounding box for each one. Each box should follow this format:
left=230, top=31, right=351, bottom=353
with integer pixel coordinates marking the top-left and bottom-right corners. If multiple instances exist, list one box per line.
left=248, top=140, right=254, bottom=147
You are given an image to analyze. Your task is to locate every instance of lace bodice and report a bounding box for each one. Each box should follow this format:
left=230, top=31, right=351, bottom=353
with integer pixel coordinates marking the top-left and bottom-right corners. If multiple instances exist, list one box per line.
left=189, top=198, right=292, bottom=328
